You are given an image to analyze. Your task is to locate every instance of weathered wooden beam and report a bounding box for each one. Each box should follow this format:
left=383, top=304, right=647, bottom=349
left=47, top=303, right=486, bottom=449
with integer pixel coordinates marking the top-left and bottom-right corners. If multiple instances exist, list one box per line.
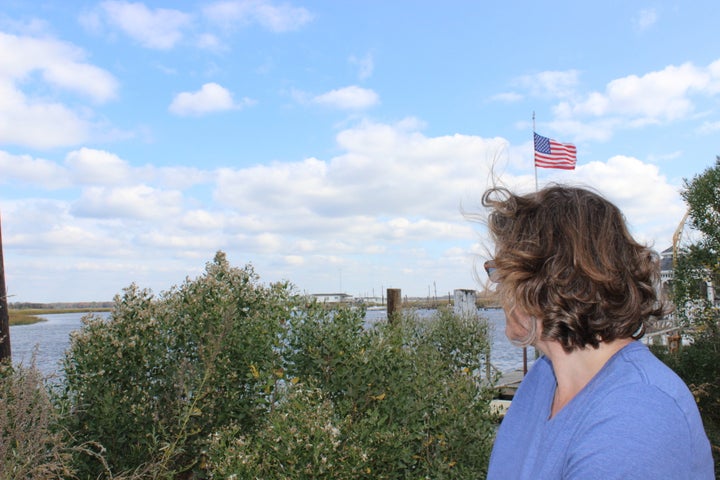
left=0, top=213, right=11, bottom=363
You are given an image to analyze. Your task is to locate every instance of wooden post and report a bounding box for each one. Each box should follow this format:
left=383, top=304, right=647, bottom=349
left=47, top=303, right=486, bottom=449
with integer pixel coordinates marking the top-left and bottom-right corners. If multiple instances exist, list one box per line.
left=386, top=288, right=401, bottom=323
left=668, top=332, right=681, bottom=354
left=453, top=289, right=477, bottom=317
left=0, top=213, right=10, bottom=363
left=454, top=289, right=494, bottom=382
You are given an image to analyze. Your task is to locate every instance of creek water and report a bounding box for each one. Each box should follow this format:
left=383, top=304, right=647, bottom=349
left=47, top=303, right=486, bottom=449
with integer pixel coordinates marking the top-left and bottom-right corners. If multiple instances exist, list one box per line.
left=9, top=311, right=111, bottom=377
left=9, top=308, right=532, bottom=378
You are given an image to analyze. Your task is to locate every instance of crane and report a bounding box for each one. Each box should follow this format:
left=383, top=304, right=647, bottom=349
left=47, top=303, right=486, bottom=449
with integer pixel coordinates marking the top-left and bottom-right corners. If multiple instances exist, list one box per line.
left=672, top=210, right=690, bottom=268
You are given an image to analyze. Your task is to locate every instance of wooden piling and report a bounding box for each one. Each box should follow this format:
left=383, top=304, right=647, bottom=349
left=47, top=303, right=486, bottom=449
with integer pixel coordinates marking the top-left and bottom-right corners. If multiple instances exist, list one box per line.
left=454, top=289, right=495, bottom=382
left=386, top=288, right=401, bottom=323
left=453, top=289, right=477, bottom=317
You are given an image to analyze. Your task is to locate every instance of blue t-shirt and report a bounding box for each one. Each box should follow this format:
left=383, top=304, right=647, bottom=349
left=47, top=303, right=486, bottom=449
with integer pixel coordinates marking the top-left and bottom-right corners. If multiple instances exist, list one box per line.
left=487, top=341, right=714, bottom=479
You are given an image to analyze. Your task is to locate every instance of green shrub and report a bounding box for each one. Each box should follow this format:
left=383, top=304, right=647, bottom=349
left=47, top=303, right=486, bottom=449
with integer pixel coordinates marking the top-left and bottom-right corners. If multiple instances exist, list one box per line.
left=206, top=386, right=367, bottom=479
left=60, top=252, right=297, bottom=478
left=206, top=305, right=497, bottom=479
left=59, top=251, right=497, bottom=479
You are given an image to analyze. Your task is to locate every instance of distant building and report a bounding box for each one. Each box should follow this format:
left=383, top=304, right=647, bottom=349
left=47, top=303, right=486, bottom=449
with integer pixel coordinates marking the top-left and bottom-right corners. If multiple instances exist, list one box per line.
left=356, top=296, right=383, bottom=305
left=660, top=246, right=674, bottom=292
left=310, top=293, right=354, bottom=303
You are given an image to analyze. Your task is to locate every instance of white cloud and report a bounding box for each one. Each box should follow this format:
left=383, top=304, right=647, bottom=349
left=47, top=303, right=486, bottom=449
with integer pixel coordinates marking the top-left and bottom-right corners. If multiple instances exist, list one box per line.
left=195, top=32, right=223, bottom=50
left=542, top=117, right=620, bottom=142
left=169, top=82, right=255, bottom=116
left=65, top=148, right=132, bottom=185
left=647, top=150, right=683, bottom=163
left=77, top=9, right=102, bottom=33
left=288, top=87, right=310, bottom=104
left=536, top=60, right=720, bottom=141
left=0, top=32, right=118, bottom=102
left=214, top=120, right=509, bottom=222
left=203, top=0, right=313, bottom=33
left=147, top=166, right=214, bottom=189
left=0, top=82, right=89, bottom=148
left=707, top=59, right=720, bottom=93
left=0, top=148, right=212, bottom=195
left=0, top=151, right=69, bottom=188
left=215, top=156, right=333, bottom=214
left=574, top=63, right=708, bottom=122
left=0, top=33, right=118, bottom=149
left=179, top=210, right=227, bottom=231
left=312, top=85, right=379, bottom=110
left=284, top=255, right=305, bottom=266
left=136, top=231, right=223, bottom=250
left=93, top=1, right=192, bottom=50
left=572, top=155, right=685, bottom=247
left=42, top=224, right=114, bottom=249
left=72, top=185, right=184, bottom=220
left=635, top=8, right=658, bottom=31
left=516, top=70, right=580, bottom=99
left=1, top=120, right=686, bottom=301
left=2, top=199, right=129, bottom=258
left=698, top=120, right=720, bottom=134
left=490, top=92, right=524, bottom=103
left=349, top=53, right=374, bottom=80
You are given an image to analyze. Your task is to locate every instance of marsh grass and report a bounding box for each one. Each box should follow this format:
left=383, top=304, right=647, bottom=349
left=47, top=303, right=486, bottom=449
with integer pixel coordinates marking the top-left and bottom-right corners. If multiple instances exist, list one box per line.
left=8, top=310, right=46, bottom=326
left=0, top=359, right=74, bottom=479
left=9, top=307, right=111, bottom=326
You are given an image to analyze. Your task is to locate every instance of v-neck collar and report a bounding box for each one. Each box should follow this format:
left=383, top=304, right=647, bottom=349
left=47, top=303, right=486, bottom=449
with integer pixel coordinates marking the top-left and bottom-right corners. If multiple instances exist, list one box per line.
left=544, top=340, right=637, bottom=422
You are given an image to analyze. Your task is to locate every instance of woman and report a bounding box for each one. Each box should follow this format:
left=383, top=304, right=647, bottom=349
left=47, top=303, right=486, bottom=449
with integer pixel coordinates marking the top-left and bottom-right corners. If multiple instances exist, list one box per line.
left=483, top=185, right=713, bottom=479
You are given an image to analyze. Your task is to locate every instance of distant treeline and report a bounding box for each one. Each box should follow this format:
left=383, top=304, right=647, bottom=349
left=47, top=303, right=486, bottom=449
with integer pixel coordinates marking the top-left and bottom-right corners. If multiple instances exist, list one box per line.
left=9, top=301, right=113, bottom=310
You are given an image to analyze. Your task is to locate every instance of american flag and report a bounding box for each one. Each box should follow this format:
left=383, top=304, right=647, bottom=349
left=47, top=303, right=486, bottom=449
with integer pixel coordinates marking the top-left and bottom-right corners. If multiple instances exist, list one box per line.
left=534, top=132, right=577, bottom=170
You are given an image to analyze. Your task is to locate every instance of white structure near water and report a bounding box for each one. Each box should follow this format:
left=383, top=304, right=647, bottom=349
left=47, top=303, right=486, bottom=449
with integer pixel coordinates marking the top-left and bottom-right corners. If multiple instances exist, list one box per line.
left=310, top=293, right=353, bottom=303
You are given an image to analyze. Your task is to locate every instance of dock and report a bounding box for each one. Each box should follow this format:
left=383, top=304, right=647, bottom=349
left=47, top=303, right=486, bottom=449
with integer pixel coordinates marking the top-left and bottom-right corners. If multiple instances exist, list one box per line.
left=494, top=369, right=525, bottom=399
left=490, top=369, right=525, bottom=418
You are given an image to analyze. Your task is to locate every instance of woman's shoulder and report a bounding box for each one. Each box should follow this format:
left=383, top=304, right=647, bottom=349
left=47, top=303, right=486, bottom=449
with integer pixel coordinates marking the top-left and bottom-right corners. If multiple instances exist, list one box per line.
left=588, top=342, right=703, bottom=433
left=563, top=343, right=713, bottom=479
left=609, top=341, right=695, bottom=404
left=570, top=363, right=713, bottom=479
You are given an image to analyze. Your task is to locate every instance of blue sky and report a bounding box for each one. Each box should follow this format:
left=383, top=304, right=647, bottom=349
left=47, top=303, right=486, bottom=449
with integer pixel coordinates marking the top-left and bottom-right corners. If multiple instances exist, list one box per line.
left=1, top=1, right=718, bottom=302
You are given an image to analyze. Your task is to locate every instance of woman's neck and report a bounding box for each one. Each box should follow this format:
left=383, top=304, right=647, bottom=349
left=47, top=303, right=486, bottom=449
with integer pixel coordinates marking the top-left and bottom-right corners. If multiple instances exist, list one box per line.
left=537, top=337, right=633, bottom=418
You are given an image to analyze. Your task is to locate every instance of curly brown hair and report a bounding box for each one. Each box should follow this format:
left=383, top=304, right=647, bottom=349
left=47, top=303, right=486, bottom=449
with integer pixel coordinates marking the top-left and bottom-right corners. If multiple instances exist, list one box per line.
left=483, top=184, right=668, bottom=352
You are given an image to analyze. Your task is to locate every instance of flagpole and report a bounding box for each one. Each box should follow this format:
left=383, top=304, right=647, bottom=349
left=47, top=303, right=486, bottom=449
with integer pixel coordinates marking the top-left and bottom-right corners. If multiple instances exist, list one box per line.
left=525, top=112, right=540, bottom=376
left=533, top=111, right=538, bottom=191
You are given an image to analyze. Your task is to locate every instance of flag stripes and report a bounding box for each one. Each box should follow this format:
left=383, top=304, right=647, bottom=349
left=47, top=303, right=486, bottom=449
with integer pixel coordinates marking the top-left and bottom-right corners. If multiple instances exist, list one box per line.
left=534, top=132, right=577, bottom=170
